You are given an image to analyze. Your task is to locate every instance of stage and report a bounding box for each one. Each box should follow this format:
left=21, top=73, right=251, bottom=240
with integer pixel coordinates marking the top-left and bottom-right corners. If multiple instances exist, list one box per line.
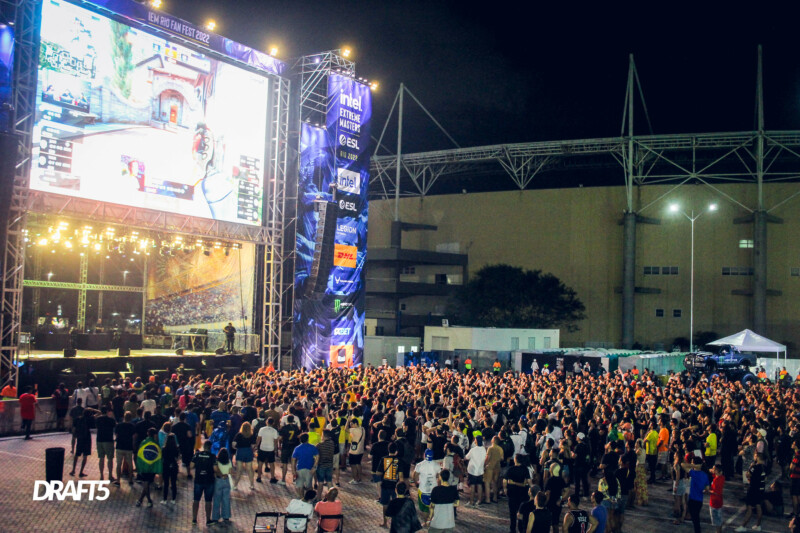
left=16, top=349, right=261, bottom=396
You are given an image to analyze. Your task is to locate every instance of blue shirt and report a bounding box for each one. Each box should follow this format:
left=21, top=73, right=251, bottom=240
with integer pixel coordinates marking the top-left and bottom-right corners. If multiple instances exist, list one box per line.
left=292, top=443, right=319, bottom=470
left=688, top=469, right=709, bottom=502
left=591, top=505, right=607, bottom=533
left=210, top=410, right=229, bottom=429
left=185, top=411, right=199, bottom=437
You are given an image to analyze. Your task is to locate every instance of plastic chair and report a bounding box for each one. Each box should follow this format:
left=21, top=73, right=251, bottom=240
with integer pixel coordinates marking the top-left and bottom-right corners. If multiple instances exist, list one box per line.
left=285, top=513, right=311, bottom=533
left=316, top=514, right=344, bottom=533
left=252, top=511, right=282, bottom=533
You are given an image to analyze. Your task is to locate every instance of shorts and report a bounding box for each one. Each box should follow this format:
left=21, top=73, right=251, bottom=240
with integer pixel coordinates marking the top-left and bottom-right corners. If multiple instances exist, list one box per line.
left=75, top=440, right=92, bottom=457
left=235, top=447, right=254, bottom=463
left=380, top=485, right=396, bottom=505
left=181, top=448, right=194, bottom=466
left=258, top=450, right=276, bottom=464
left=140, top=472, right=156, bottom=483
left=116, top=449, right=133, bottom=463
left=281, top=448, right=293, bottom=464
left=745, top=491, right=763, bottom=508
left=193, top=482, right=214, bottom=501
left=418, top=491, right=431, bottom=512
left=709, top=507, right=723, bottom=526
left=673, top=478, right=687, bottom=496
left=484, top=467, right=499, bottom=485
left=791, top=479, right=800, bottom=496
left=467, top=474, right=483, bottom=486
left=296, top=469, right=313, bottom=490
left=657, top=451, right=669, bottom=465
left=348, top=453, right=363, bottom=466
left=97, top=441, right=114, bottom=459
left=316, top=466, right=333, bottom=483
left=616, top=495, right=627, bottom=514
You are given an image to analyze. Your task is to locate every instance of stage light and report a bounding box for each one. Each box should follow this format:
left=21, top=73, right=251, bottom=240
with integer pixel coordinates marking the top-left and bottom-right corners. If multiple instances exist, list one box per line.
left=708, top=203, right=718, bottom=211
left=269, top=46, right=278, bottom=56
left=47, top=272, right=53, bottom=281
left=38, top=238, right=47, bottom=246
left=206, top=20, right=216, bottom=31
left=370, top=81, right=379, bottom=91
left=342, top=47, right=351, bottom=58
left=150, top=0, right=162, bottom=8
left=669, top=203, right=680, bottom=213
left=93, top=243, right=101, bottom=251
left=64, top=240, right=72, bottom=249
left=314, top=57, right=320, bottom=64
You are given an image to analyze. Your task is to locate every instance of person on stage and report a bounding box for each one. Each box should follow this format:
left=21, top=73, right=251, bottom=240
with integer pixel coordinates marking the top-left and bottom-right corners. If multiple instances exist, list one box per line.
left=223, top=323, right=236, bottom=354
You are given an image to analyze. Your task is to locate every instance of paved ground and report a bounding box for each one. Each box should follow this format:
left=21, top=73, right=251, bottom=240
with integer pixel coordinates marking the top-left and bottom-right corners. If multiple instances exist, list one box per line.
left=0, top=432, right=793, bottom=532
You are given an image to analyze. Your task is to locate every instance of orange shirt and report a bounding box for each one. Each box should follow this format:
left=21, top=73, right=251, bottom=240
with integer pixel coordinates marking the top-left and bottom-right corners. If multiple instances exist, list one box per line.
left=657, top=427, right=669, bottom=452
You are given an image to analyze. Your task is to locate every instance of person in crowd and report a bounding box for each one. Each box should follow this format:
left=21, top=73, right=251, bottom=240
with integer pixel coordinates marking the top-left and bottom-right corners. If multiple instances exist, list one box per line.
left=736, top=452, right=767, bottom=532
left=563, top=492, right=599, bottom=533
left=518, top=489, right=551, bottom=533
left=315, top=487, right=343, bottom=532
left=160, top=428, right=179, bottom=505
left=94, top=406, right=116, bottom=481
left=192, top=440, right=216, bottom=525
left=231, top=421, right=256, bottom=491
left=135, top=427, right=162, bottom=508
left=465, top=434, right=487, bottom=506
left=18, top=385, right=41, bottom=440
left=682, top=456, right=710, bottom=533
left=385, top=481, right=422, bottom=533
left=708, top=464, right=724, bottom=533
left=211, top=447, right=232, bottom=523
left=256, top=417, right=280, bottom=484
left=316, top=429, right=337, bottom=497
left=590, top=492, right=607, bottom=533
left=427, top=469, right=459, bottom=533
left=414, top=448, right=441, bottom=523
left=379, top=442, right=405, bottom=528
left=286, top=489, right=316, bottom=533
left=52, top=383, right=70, bottom=431
left=791, top=438, right=800, bottom=518
left=292, top=432, right=319, bottom=498
left=347, top=418, right=365, bottom=484
left=71, top=407, right=95, bottom=476
left=114, top=411, right=136, bottom=485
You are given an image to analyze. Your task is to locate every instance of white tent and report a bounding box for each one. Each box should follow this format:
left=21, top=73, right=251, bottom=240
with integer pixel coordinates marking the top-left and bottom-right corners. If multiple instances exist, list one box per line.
left=709, top=329, right=787, bottom=364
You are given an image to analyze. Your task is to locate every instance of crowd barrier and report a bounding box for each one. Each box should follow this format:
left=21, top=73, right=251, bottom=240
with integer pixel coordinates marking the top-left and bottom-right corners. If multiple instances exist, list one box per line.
left=0, top=398, right=59, bottom=437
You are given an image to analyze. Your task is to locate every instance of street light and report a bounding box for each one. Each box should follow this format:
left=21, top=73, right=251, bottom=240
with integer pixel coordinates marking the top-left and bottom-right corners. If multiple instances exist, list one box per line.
left=123, top=270, right=129, bottom=285
left=669, top=202, right=717, bottom=351
left=47, top=272, right=53, bottom=281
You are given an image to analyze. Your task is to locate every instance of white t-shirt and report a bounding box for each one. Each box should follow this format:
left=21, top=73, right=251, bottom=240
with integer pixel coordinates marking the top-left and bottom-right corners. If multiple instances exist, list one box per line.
left=141, top=398, right=157, bottom=415
left=415, top=460, right=441, bottom=494
left=257, top=426, right=279, bottom=452
left=395, top=410, right=406, bottom=428
left=285, top=499, right=313, bottom=532
left=465, top=445, right=487, bottom=476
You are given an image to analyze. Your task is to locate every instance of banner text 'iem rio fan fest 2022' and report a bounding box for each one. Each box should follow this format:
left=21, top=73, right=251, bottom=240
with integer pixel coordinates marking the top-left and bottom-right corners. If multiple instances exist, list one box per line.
left=293, top=74, right=372, bottom=370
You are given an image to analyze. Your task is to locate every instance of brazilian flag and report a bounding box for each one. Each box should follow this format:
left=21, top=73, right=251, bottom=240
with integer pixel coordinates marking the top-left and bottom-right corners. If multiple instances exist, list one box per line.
left=136, top=439, right=162, bottom=474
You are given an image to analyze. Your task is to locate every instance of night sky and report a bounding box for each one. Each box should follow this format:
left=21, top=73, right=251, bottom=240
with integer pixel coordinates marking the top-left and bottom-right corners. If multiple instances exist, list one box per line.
left=164, top=1, right=800, bottom=184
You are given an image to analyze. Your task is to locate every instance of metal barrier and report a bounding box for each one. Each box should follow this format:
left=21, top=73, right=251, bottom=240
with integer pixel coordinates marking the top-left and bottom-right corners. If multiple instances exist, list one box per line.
left=0, top=397, right=59, bottom=437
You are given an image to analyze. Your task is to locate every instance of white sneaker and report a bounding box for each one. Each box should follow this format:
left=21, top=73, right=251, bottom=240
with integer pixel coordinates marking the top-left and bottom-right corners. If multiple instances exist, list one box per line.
left=348, top=480, right=359, bottom=485
left=751, top=527, right=762, bottom=531
left=169, top=500, right=176, bottom=506
left=735, top=527, right=748, bottom=533
left=160, top=500, right=167, bottom=505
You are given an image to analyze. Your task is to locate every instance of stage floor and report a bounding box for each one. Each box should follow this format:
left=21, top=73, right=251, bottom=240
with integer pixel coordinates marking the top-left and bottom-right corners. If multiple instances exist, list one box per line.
left=21, top=348, right=234, bottom=360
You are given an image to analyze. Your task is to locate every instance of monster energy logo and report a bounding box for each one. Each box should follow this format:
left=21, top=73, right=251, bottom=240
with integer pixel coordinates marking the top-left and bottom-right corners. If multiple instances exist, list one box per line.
left=333, top=299, right=352, bottom=313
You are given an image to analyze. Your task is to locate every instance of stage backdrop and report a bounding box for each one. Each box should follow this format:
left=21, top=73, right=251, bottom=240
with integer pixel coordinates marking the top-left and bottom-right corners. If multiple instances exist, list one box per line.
left=293, top=74, right=371, bottom=370
left=145, top=244, right=254, bottom=337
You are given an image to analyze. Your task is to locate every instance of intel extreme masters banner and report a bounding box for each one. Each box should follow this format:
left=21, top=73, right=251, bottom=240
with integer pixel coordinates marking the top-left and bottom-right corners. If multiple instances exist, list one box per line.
left=292, top=74, right=371, bottom=370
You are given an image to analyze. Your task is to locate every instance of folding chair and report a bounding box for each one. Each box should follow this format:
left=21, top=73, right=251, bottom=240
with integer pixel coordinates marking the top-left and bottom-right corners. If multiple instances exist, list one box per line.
left=252, top=511, right=282, bottom=533
left=285, top=513, right=311, bottom=533
left=316, top=514, right=344, bottom=533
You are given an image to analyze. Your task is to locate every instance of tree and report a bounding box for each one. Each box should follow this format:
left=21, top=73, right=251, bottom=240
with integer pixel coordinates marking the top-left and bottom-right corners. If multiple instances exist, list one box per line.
left=110, top=22, right=133, bottom=99
left=449, top=264, right=586, bottom=332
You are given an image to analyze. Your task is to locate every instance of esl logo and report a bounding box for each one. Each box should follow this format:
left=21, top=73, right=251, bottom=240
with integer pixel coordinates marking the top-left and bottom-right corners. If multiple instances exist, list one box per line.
left=337, top=168, right=361, bottom=195
left=339, top=199, right=358, bottom=214
left=338, top=134, right=360, bottom=150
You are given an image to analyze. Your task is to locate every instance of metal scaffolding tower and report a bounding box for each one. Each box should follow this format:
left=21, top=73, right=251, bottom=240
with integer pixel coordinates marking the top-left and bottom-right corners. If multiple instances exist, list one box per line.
left=0, top=0, right=40, bottom=392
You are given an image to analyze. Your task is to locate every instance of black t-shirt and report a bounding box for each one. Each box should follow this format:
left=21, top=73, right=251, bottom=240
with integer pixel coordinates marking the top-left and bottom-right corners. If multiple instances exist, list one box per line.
left=601, top=451, right=619, bottom=472
left=430, top=434, right=447, bottom=460
left=516, top=500, right=537, bottom=533
left=371, top=440, right=391, bottom=471
left=379, top=456, right=406, bottom=489
left=506, top=464, right=531, bottom=497
left=192, top=451, right=217, bottom=485
left=575, top=441, right=591, bottom=468
left=172, top=421, right=192, bottom=448
left=134, top=420, right=155, bottom=442
left=281, top=423, right=300, bottom=449
left=567, top=509, right=590, bottom=533
left=234, top=433, right=255, bottom=450
left=616, top=467, right=635, bottom=494
left=430, top=484, right=459, bottom=505
left=545, top=475, right=566, bottom=509
left=111, top=396, right=126, bottom=419
left=748, top=463, right=766, bottom=495
left=95, top=415, right=116, bottom=443
left=76, top=416, right=95, bottom=442
left=385, top=497, right=419, bottom=533
left=115, top=422, right=135, bottom=451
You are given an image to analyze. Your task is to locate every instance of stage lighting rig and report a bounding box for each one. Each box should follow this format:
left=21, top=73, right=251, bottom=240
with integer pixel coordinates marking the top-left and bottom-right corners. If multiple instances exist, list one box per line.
left=151, top=0, right=162, bottom=8
left=342, top=47, right=351, bottom=58
left=206, top=20, right=216, bottom=31
left=269, top=46, right=278, bottom=56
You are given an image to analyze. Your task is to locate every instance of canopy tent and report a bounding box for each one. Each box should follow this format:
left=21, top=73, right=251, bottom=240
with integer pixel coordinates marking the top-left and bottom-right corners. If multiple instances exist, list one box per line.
left=708, top=329, right=787, bottom=365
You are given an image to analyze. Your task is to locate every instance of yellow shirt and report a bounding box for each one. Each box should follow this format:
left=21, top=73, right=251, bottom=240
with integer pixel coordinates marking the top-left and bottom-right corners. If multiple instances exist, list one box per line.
left=645, top=430, right=659, bottom=455
left=705, top=433, right=717, bottom=457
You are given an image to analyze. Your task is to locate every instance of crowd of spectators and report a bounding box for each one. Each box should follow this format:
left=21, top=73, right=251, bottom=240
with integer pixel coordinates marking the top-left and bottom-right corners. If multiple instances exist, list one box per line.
left=145, top=282, right=241, bottom=330
left=11, top=362, right=800, bottom=533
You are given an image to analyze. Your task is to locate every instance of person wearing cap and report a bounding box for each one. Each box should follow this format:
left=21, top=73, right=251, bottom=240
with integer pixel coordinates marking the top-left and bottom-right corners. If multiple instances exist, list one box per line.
left=572, top=432, right=591, bottom=501
left=464, top=435, right=487, bottom=506
left=414, top=449, right=441, bottom=523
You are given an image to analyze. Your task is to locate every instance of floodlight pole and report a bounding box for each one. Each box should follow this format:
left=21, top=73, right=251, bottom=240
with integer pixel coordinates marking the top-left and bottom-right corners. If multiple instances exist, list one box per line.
left=394, top=84, right=404, bottom=222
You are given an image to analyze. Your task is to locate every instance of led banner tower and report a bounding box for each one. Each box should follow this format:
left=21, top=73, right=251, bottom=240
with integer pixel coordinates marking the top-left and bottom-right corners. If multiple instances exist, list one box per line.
left=292, top=72, right=371, bottom=370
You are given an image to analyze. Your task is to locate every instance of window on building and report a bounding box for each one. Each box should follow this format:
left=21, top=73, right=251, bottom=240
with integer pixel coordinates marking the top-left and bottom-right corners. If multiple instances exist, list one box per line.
left=511, top=337, right=519, bottom=350
left=643, top=266, right=659, bottom=275
left=435, top=274, right=448, bottom=285
left=669, top=266, right=679, bottom=275
left=397, top=346, right=405, bottom=353
left=722, top=266, right=754, bottom=276
left=543, top=337, right=552, bottom=349
left=792, top=268, right=800, bottom=277
left=400, top=303, right=406, bottom=311
left=400, top=266, right=415, bottom=275
left=673, top=309, right=682, bottom=318
left=739, top=239, right=754, bottom=249
left=528, top=337, right=536, bottom=349
left=375, top=326, right=385, bottom=336
left=655, top=308, right=664, bottom=318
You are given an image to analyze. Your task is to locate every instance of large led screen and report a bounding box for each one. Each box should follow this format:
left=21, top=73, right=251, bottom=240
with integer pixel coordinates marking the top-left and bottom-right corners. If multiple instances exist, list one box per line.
left=30, top=0, right=270, bottom=225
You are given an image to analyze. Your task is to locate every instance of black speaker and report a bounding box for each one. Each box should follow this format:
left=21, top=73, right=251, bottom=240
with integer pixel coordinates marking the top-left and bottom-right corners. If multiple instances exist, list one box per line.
left=305, top=200, right=338, bottom=297
left=117, top=347, right=130, bottom=356
left=63, top=348, right=76, bottom=358
left=175, top=348, right=185, bottom=355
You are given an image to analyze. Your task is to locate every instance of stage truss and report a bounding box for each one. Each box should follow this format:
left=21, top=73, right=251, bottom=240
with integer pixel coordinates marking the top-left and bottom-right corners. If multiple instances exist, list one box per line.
left=0, top=0, right=291, bottom=388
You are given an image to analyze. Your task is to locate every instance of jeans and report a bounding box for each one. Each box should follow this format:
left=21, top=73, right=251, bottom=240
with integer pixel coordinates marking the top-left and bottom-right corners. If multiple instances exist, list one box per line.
left=647, top=454, right=658, bottom=482
left=211, top=476, right=231, bottom=520
left=22, top=419, right=33, bottom=439
left=225, top=337, right=234, bottom=352
left=163, top=461, right=178, bottom=500
left=687, top=499, right=702, bottom=533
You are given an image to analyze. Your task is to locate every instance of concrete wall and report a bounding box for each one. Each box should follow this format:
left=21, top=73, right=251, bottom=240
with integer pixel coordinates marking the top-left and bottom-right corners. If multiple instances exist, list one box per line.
left=363, top=336, right=421, bottom=367
left=424, top=326, right=559, bottom=351
left=368, top=183, right=800, bottom=351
